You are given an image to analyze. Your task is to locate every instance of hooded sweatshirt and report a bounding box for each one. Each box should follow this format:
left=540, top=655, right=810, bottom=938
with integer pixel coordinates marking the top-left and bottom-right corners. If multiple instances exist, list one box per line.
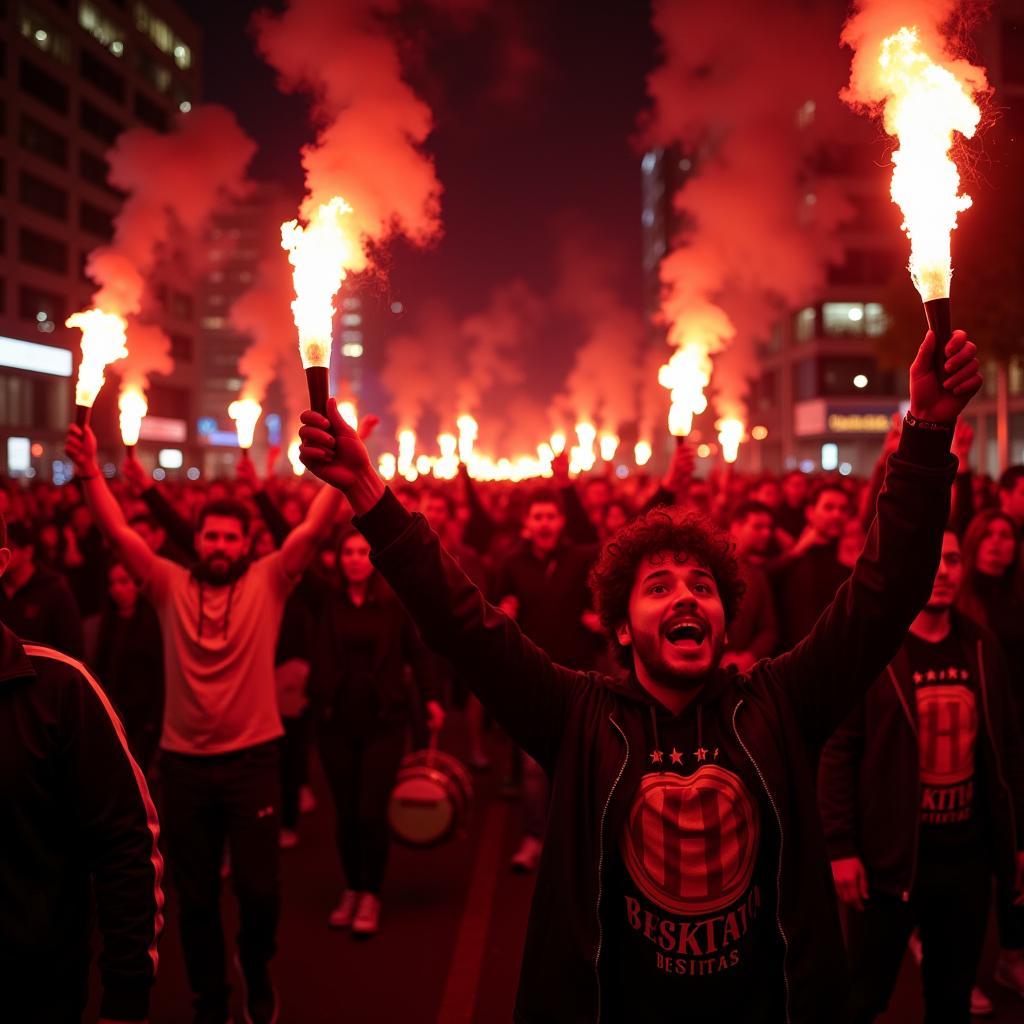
left=353, top=421, right=954, bottom=1023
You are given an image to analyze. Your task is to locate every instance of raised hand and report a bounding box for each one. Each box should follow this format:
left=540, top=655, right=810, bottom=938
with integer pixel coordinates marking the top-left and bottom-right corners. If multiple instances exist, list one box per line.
left=909, top=330, right=981, bottom=424
left=65, top=424, right=99, bottom=476
left=299, top=398, right=384, bottom=515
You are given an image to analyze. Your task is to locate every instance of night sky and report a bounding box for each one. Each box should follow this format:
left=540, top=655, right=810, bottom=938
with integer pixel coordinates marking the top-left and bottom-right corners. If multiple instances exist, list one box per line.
left=177, top=0, right=658, bottom=408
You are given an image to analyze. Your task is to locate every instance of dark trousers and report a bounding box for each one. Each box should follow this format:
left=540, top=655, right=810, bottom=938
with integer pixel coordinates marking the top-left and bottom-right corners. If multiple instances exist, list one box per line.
left=317, top=720, right=406, bottom=894
left=161, top=742, right=282, bottom=1015
left=847, top=854, right=991, bottom=1024
left=997, top=879, right=1024, bottom=949
left=279, top=712, right=311, bottom=829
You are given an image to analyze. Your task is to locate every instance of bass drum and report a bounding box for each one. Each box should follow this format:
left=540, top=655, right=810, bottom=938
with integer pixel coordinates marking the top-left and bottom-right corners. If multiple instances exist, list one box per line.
left=389, top=746, right=473, bottom=848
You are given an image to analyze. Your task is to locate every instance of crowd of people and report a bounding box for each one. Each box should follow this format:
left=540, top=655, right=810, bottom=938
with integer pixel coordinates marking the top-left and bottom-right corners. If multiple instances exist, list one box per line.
left=3, top=330, right=1024, bottom=1022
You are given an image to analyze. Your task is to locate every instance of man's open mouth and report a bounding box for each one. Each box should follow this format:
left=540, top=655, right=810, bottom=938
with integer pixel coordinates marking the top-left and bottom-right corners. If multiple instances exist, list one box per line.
left=663, top=617, right=707, bottom=649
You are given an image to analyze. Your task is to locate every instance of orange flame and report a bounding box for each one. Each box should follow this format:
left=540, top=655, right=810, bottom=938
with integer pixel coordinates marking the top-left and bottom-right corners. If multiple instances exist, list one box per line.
left=378, top=452, right=397, bottom=480
left=634, top=440, right=653, bottom=467
left=338, top=399, right=358, bottom=429
left=853, top=25, right=984, bottom=302
left=281, top=196, right=357, bottom=370
left=599, top=433, right=619, bottom=462
left=658, top=343, right=711, bottom=436
left=67, top=309, right=128, bottom=408
left=549, top=430, right=567, bottom=456
left=118, top=386, right=148, bottom=446
left=397, top=429, right=417, bottom=477
left=287, top=438, right=304, bottom=476
left=716, top=417, right=745, bottom=464
left=228, top=398, right=263, bottom=449
left=456, top=414, right=478, bottom=464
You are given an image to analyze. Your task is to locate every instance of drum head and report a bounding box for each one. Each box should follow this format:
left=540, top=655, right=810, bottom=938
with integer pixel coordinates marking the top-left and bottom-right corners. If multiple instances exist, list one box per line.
left=389, top=771, right=456, bottom=847
left=401, top=749, right=474, bottom=805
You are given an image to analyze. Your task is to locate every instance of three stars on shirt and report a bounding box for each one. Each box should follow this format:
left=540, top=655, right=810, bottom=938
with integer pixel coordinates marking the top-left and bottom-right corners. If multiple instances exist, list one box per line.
left=650, top=746, right=719, bottom=767
left=912, top=667, right=970, bottom=685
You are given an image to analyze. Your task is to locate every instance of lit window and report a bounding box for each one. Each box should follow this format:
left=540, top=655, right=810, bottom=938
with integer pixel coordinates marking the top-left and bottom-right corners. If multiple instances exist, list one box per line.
left=390, top=301, right=404, bottom=314
left=823, top=302, right=866, bottom=337
left=341, top=313, right=361, bottom=326
left=79, top=2, right=125, bottom=57
left=794, top=306, right=816, bottom=343
left=341, top=330, right=362, bottom=343
left=134, top=3, right=191, bottom=68
left=342, top=343, right=363, bottom=358
left=342, top=297, right=361, bottom=311
left=179, top=100, right=191, bottom=113
left=21, top=4, right=71, bottom=62
left=201, top=316, right=226, bottom=329
left=853, top=374, right=869, bottom=389
left=864, top=302, right=888, bottom=337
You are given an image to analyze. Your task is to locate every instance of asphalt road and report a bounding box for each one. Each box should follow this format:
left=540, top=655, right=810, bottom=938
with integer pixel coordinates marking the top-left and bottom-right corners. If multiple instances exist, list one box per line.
left=86, top=716, right=1024, bottom=1023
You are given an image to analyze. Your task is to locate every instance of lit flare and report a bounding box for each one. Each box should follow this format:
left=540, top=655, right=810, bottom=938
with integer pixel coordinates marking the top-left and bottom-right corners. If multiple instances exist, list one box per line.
left=228, top=398, right=263, bottom=450
left=456, top=414, right=478, bottom=463
left=287, top=438, right=304, bottom=476
left=658, top=343, right=711, bottom=436
left=716, top=418, right=745, bottom=464
left=634, top=440, right=653, bottom=467
left=118, top=387, right=148, bottom=447
left=67, top=309, right=128, bottom=408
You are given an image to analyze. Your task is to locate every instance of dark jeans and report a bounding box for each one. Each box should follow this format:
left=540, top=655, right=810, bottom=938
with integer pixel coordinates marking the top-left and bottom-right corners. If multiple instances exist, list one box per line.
left=279, top=712, right=311, bottom=830
left=847, top=853, right=991, bottom=1024
left=997, top=878, right=1024, bottom=949
left=317, top=720, right=406, bottom=894
left=161, top=742, right=282, bottom=1016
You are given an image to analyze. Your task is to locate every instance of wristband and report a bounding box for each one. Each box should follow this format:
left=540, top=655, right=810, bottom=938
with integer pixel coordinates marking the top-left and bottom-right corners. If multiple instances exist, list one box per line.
left=904, top=411, right=954, bottom=433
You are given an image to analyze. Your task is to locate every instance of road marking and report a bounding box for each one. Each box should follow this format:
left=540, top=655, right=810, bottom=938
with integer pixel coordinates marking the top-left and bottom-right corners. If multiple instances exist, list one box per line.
left=436, top=799, right=510, bottom=1023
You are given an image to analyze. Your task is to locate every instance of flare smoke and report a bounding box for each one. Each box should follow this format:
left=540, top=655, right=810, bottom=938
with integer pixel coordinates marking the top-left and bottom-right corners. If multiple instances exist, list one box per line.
left=647, top=0, right=854, bottom=425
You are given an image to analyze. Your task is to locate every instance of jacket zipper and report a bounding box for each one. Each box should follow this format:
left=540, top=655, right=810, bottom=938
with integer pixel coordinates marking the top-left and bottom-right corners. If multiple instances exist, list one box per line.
left=731, top=699, right=791, bottom=1024
left=593, top=714, right=629, bottom=1024
left=886, top=666, right=920, bottom=901
left=977, top=640, right=1018, bottom=871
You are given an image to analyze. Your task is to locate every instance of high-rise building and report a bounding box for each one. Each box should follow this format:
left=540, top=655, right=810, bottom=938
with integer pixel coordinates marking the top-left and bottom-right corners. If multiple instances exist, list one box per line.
left=640, top=7, right=1024, bottom=476
left=0, top=0, right=201, bottom=477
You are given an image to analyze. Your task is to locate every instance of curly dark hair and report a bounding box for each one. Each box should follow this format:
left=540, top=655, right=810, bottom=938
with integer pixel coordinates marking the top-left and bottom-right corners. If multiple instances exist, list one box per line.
left=588, top=506, right=746, bottom=669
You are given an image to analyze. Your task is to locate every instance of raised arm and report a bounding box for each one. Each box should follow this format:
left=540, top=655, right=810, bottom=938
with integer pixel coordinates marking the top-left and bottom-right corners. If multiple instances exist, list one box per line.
left=299, top=399, right=582, bottom=771
left=123, top=451, right=195, bottom=557
left=66, top=426, right=155, bottom=584
left=770, top=330, right=981, bottom=747
left=278, top=482, right=345, bottom=579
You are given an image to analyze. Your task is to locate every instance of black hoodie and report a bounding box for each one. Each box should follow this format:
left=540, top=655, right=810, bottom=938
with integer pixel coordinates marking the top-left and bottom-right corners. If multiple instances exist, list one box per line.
left=0, top=624, right=164, bottom=1021
left=353, top=422, right=955, bottom=1023
left=818, top=611, right=1024, bottom=898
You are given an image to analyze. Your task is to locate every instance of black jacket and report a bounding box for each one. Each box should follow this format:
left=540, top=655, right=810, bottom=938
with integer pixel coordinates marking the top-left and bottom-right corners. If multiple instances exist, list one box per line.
left=493, top=537, right=599, bottom=670
left=0, top=624, right=164, bottom=1020
left=818, top=612, right=1024, bottom=897
left=308, top=574, right=439, bottom=728
left=0, top=564, right=85, bottom=658
left=354, top=423, right=955, bottom=1023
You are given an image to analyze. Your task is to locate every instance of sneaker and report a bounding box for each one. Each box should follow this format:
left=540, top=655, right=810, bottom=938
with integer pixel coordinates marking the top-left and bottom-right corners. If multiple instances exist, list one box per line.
left=907, top=931, right=923, bottom=966
left=299, top=784, right=317, bottom=814
left=351, top=893, right=381, bottom=937
left=995, top=953, right=1024, bottom=997
left=970, top=986, right=995, bottom=1016
left=328, top=890, right=359, bottom=929
left=234, top=954, right=279, bottom=1024
left=278, top=828, right=299, bottom=850
left=510, top=836, right=543, bottom=873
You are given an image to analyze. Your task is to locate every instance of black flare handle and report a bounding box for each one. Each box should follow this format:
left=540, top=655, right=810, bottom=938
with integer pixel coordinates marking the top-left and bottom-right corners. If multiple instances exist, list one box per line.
left=923, top=297, right=952, bottom=382
left=305, top=365, right=329, bottom=418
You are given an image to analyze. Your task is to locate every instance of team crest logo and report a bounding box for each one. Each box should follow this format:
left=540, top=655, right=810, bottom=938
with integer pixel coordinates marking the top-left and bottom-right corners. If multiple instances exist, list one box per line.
left=620, top=764, right=759, bottom=916
left=916, top=685, right=977, bottom=786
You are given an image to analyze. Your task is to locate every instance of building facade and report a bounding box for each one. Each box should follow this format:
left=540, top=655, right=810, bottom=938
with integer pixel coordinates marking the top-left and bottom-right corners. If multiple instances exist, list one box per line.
left=642, top=4, right=1024, bottom=477
left=0, top=0, right=200, bottom=477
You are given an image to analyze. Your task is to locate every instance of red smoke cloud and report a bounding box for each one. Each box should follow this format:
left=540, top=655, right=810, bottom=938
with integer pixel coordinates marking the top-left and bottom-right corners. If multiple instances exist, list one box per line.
left=252, top=0, right=444, bottom=264
left=553, top=238, right=644, bottom=437
left=646, top=0, right=855, bottom=424
left=82, top=106, right=255, bottom=391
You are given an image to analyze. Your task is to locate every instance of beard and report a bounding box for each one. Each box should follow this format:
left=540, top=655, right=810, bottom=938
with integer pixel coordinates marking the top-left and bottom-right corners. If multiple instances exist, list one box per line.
left=192, top=553, right=250, bottom=585
left=629, top=627, right=726, bottom=690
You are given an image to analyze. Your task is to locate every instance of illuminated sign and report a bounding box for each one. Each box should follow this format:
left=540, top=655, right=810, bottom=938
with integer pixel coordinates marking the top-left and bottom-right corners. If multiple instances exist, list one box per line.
left=139, top=416, right=188, bottom=443
left=0, top=336, right=72, bottom=377
left=826, top=413, right=893, bottom=434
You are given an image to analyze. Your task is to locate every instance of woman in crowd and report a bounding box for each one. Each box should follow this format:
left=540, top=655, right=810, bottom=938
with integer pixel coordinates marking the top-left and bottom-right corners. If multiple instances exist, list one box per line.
left=310, top=527, right=444, bottom=938
left=958, top=508, right=1024, bottom=999
left=91, top=561, right=165, bottom=774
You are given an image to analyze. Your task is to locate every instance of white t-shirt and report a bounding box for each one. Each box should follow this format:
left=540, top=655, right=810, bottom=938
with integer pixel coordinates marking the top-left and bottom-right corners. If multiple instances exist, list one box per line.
left=145, top=551, right=296, bottom=755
